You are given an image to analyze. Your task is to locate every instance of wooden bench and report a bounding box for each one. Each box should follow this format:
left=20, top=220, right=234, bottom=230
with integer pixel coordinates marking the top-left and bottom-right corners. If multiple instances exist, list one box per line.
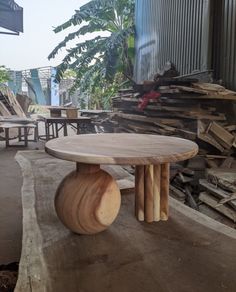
left=0, top=122, right=38, bottom=147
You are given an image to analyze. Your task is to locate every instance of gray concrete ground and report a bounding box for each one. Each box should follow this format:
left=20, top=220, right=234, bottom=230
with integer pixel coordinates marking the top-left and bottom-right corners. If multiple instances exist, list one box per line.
left=0, top=146, right=23, bottom=264
left=0, top=120, right=81, bottom=264
left=0, top=127, right=44, bottom=264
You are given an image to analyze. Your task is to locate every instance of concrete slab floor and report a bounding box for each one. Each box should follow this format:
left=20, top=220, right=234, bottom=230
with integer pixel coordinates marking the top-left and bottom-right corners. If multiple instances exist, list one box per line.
left=0, top=140, right=44, bottom=264
left=0, top=120, right=76, bottom=264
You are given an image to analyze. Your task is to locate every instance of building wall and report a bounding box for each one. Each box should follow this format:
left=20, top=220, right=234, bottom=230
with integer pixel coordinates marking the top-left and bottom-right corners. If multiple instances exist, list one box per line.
left=134, top=0, right=236, bottom=91
left=134, top=0, right=212, bottom=82
left=212, top=0, right=236, bottom=91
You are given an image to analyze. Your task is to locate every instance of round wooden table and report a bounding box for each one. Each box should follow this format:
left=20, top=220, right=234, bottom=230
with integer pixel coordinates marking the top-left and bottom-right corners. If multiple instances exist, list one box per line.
left=45, top=133, right=198, bottom=234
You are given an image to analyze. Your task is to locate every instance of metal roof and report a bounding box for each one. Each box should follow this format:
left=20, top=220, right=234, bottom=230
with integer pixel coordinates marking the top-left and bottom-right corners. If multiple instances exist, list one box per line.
left=0, top=0, right=23, bottom=35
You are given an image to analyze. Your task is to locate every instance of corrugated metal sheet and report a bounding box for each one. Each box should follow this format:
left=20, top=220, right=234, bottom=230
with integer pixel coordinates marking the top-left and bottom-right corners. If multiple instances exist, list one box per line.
left=134, top=0, right=211, bottom=82
left=213, top=0, right=236, bottom=91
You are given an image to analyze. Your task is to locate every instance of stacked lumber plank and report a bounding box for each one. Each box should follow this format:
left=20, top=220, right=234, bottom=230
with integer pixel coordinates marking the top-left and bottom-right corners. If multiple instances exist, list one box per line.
left=0, top=85, right=26, bottom=117
left=107, top=79, right=236, bottom=227
left=0, top=85, right=29, bottom=139
left=111, top=81, right=236, bottom=156
left=80, top=110, right=113, bottom=133
left=199, top=168, right=236, bottom=225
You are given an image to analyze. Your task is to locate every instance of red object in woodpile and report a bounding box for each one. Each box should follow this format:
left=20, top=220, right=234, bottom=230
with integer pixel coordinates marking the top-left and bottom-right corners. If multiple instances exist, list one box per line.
left=138, top=91, right=161, bottom=110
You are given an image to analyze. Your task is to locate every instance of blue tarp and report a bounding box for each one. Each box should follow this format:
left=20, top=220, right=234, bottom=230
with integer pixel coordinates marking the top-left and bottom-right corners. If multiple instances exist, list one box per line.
left=0, top=0, right=23, bottom=34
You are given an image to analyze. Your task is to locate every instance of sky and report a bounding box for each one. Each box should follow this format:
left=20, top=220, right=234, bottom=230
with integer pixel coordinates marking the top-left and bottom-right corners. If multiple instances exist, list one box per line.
left=0, top=0, right=90, bottom=71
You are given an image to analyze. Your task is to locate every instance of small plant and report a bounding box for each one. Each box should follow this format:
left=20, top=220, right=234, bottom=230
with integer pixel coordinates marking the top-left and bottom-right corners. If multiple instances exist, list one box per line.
left=0, top=66, right=10, bottom=84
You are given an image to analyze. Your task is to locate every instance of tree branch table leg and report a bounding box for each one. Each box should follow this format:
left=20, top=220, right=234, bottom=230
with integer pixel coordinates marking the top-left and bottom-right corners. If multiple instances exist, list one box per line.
left=144, top=165, right=154, bottom=222
left=55, top=163, right=121, bottom=234
left=135, top=166, right=144, bottom=221
left=160, top=163, right=170, bottom=221
left=135, top=163, right=170, bottom=223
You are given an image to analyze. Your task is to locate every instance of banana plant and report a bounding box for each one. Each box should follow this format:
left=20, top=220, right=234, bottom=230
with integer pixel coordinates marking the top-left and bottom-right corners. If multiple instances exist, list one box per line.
left=48, top=0, right=135, bottom=95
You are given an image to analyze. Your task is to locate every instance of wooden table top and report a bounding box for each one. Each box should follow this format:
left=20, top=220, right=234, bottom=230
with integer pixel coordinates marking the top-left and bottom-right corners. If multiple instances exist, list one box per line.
left=38, top=115, right=91, bottom=122
left=45, top=134, right=198, bottom=165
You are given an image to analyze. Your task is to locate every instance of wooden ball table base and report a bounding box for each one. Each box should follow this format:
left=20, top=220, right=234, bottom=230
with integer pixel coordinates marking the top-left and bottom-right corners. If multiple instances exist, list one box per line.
left=55, top=164, right=121, bottom=234
left=45, top=134, right=198, bottom=235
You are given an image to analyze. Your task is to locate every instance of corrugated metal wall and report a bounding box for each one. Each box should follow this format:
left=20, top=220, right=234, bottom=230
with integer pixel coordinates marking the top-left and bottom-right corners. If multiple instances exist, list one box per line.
left=213, top=0, right=236, bottom=90
left=135, top=0, right=236, bottom=91
left=134, top=0, right=212, bottom=82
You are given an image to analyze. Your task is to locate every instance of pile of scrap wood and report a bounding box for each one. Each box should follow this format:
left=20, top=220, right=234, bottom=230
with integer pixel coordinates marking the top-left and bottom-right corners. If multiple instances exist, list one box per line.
left=0, top=85, right=31, bottom=139
left=0, top=85, right=26, bottom=117
left=111, top=81, right=236, bottom=154
left=199, top=168, right=236, bottom=227
left=106, top=71, right=236, bottom=227
left=80, top=110, right=113, bottom=133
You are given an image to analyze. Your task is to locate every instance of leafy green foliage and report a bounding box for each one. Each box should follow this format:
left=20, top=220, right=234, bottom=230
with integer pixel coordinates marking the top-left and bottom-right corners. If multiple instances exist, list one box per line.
left=0, top=66, right=10, bottom=83
left=49, top=0, right=135, bottom=108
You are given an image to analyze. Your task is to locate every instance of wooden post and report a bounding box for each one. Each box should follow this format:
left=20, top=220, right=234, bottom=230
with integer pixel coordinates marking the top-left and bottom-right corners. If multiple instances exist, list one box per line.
left=153, top=165, right=161, bottom=221
left=76, top=163, right=100, bottom=174
left=160, top=163, right=170, bottom=221
left=5, top=128, right=9, bottom=147
left=45, top=122, right=49, bottom=141
left=34, top=123, right=39, bottom=142
left=144, top=165, right=154, bottom=222
left=18, top=127, right=22, bottom=141
left=55, top=123, right=59, bottom=138
left=135, top=166, right=144, bottom=221
left=63, top=122, right=68, bottom=136
left=24, top=127, right=28, bottom=147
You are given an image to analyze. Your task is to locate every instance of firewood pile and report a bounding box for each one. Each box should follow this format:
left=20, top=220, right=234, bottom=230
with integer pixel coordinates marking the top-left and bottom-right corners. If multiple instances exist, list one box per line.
left=105, top=68, right=236, bottom=227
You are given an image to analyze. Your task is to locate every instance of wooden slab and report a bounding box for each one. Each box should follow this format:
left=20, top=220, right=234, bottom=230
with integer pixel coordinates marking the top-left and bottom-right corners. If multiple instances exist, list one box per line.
left=206, top=122, right=235, bottom=149
left=15, top=151, right=236, bottom=292
left=199, top=192, right=236, bottom=222
left=45, top=134, right=198, bottom=165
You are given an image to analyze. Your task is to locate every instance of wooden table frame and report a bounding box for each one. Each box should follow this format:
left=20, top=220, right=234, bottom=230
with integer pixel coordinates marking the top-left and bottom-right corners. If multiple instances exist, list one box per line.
left=38, top=116, right=92, bottom=141
left=45, top=134, right=198, bottom=235
left=1, top=122, right=38, bottom=147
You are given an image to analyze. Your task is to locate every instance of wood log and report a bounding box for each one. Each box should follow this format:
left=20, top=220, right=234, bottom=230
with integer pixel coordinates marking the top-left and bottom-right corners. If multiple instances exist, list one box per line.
left=160, top=163, right=170, bottom=220
left=144, top=165, right=154, bottom=222
left=135, top=166, right=145, bottom=221
left=153, top=165, right=161, bottom=221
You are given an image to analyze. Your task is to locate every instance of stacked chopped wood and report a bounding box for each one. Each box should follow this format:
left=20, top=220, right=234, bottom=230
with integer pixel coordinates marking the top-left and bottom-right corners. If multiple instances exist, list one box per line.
left=107, top=76, right=236, bottom=227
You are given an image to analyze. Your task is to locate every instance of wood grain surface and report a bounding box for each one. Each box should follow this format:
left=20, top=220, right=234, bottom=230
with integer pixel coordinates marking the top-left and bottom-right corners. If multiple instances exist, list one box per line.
left=135, top=166, right=144, bottom=221
left=135, top=163, right=169, bottom=223
left=15, top=151, right=236, bottom=292
left=45, top=133, right=198, bottom=165
left=153, top=165, right=161, bottom=221
left=144, top=165, right=154, bottom=222
left=55, top=165, right=121, bottom=234
left=160, top=163, right=170, bottom=220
